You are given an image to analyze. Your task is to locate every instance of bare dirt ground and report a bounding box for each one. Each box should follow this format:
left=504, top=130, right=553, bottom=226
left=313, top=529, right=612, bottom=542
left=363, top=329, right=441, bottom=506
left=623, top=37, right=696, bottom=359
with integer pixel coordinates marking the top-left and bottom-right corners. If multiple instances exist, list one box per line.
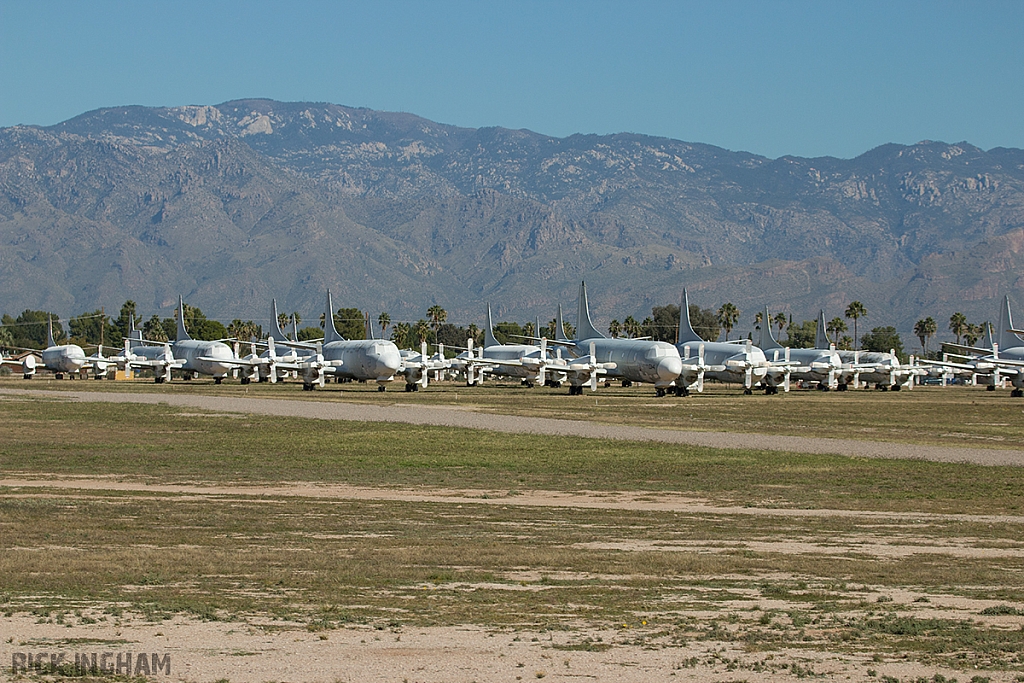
left=4, top=610, right=1014, bottom=683
left=3, top=386, right=1024, bottom=465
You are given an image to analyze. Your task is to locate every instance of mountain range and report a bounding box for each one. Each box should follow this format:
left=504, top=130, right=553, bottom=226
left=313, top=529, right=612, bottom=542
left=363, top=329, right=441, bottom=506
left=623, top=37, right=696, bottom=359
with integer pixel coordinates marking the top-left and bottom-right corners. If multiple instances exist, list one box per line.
left=2, top=98, right=1023, bottom=339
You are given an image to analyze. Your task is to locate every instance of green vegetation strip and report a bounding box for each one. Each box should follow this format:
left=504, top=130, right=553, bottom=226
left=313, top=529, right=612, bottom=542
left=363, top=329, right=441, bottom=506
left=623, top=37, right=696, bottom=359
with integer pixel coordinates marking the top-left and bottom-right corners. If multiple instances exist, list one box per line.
left=1, top=398, right=1024, bottom=513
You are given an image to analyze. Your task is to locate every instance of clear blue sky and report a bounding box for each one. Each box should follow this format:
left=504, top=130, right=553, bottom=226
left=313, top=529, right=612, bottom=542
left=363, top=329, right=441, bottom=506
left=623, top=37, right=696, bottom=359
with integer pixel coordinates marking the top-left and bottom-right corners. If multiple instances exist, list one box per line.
left=1, top=0, right=1021, bottom=159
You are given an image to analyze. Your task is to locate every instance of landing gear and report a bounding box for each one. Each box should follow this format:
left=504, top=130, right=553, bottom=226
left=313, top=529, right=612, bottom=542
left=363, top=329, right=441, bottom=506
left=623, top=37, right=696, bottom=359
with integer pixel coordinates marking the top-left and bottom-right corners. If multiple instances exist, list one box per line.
left=892, top=385, right=901, bottom=392
left=154, top=376, right=165, bottom=384
left=986, top=385, right=997, bottom=391
left=23, top=374, right=32, bottom=380
left=214, top=377, right=223, bottom=385
left=1012, top=388, right=1023, bottom=398
left=55, top=373, right=64, bottom=380
left=378, top=385, right=387, bottom=392
left=621, top=380, right=633, bottom=388
left=656, top=387, right=667, bottom=397
left=404, top=383, right=419, bottom=392
left=743, top=388, right=753, bottom=395
left=302, top=383, right=314, bottom=391
left=837, top=383, right=848, bottom=392
left=241, top=376, right=251, bottom=385
left=674, top=386, right=690, bottom=397
left=568, top=385, right=584, bottom=396
left=765, top=385, right=779, bottom=395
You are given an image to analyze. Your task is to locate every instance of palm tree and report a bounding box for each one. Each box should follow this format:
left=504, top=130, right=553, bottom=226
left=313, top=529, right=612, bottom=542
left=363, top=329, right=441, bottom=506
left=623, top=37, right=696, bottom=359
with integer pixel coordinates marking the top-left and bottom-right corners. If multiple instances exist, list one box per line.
left=717, top=303, right=739, bottom=341
left=914, top=316, right=937, bottom=355
left=390, top=322, right=410, bottom=347
left=467, top=323, right=482, bottom=347
left=845, top=301, right=867, bottom=350
left=427, top=305, right=447, bottom=339
left=827, top=317, right=847, bottom=345
left=608, top=319, right=621, bottom=338
left=413, top=319, right=431, bottom=344
left=949, top=312, right=967, bottom=345
left=964, top=323, right=983, bottom=347
left=622, top=315, right=640, bottom=338
left=378, top=312, right=391, bottom=340
left=524, top=321, right=535, bottom=337
left=774, top=312, right=787, bottom=340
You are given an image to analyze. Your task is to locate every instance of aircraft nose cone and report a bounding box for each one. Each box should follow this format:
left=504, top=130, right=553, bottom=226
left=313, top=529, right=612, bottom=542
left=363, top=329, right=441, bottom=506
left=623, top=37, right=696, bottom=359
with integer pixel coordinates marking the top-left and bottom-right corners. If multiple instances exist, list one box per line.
left=377, top=347, right=402, bottom=375
left=658, top=355, right=683, bottom=381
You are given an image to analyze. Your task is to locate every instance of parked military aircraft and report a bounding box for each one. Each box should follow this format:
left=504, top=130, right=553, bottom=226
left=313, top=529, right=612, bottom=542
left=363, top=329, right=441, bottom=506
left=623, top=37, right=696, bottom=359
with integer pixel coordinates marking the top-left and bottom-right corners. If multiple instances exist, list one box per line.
left=459, top=304, right=558, bottom=387
left=759, top=308, right=842, bottom=392
left=319, top=291, right=403, bottom=391
left=3, top=316, right=88, bottom=379
left=675, top=290, right=768, bottom=395
left=123, top=296, right=235, bottom=383
left=553, top=282, right=680, bottom=396
left=928, top=295, right=1024, bottom=396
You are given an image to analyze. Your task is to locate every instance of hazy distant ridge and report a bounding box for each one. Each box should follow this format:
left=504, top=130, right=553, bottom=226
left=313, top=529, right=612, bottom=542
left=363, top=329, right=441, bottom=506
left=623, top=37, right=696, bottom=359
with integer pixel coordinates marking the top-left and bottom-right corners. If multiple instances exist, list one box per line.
left=2, top=98, right=1023, bottom=334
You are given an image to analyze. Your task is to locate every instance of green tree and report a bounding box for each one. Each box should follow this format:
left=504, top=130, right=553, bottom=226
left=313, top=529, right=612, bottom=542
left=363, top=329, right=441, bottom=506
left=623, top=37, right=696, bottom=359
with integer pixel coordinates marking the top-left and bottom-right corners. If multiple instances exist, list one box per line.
left=297, top=326, right=323, bottom=342
left=467, top=323, right=483, bottom=347
left=963, top=322, right=983, bottom=347
left=391, top=322, right=412, bottom=347
left=332, top=307, right=365, bottom=340
left=717, top=303, right=739, bottom=341
left=826, top=317, right=847, bottom=345
left=115, top=301, right=141, bottom=339
left=70, top=309, right=122, bottom=347
left=2, top=310, right=65, bottom=348
left=845, top=301, right=867, bottom=350
left=378, top=312, right=391, bottom=340
left=0, top=324, right=13, bottom=351
left=786, top=320, right=818, bottom=349
left=227, top=320, right=262, bottom=342
left=172, top=303, right=227, bottom=341
left=608, top=319, right=621, bottom=338
left=861, top=326, right=905, bottom=358
left=413, top=319, right=431, bottom=344
left=774, top=312, right=787, bottom=339
left=948, top=312, right=968, bottom=345
left=622, top=315, right=640, bottom=339
left=494, top=321, right=524, bottom=345
left=427, top=305, right=447, bottom=339
left=914, top=316, right=937, bottom=355
left=142, top=314, right=168, bottom=342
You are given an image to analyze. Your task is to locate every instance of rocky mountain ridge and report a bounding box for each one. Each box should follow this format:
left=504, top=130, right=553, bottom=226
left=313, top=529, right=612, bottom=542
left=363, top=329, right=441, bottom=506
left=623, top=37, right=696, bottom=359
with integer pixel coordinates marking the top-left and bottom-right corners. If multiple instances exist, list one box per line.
left=2, top=98, right=1023, bottom=337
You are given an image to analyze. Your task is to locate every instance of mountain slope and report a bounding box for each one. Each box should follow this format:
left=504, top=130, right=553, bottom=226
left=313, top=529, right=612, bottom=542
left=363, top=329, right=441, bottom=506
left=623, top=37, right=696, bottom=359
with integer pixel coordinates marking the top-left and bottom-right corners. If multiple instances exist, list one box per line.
left=2, top=99, right=1024, bottom=337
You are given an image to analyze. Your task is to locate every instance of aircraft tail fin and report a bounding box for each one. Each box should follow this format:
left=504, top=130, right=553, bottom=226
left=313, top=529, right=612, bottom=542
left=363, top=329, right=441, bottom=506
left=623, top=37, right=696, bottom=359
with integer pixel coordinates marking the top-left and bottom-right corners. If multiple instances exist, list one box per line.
left=677, top=289, right=703, bottom=344
left=555, top=304, right=569, bottom=342
left=986, top=320, right=995, bottom=351
left=46, top=315, right=56, bottom=348
left=323, top=290, right=345, bottom=343
left=291, top=315, right=299, bottom=342
left=576, top=281, right=604, bottom=341
left=270, top=299, right=290, bottom=341
left=814, top=310, right=828, bottom=349
left=759, top=306, right=782, bottom=349
left=997, top=295, right=1024, bottom=350
left=365, top=313, right=377, bottom=340
left=483, top=305, right=499, bottom=348
left=176, top=296, right=192, bottom=342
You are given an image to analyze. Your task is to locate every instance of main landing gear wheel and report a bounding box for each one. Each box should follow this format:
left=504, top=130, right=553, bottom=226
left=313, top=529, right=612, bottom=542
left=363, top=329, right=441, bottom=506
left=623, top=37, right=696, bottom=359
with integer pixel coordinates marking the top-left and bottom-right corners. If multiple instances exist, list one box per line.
left=892, top=385, right=901, bottom=391
left=1012, top=388, right=1024, bottom=398
left=568, top=385, right=584, bottom=396
left=154, top=376, right=165, bottom=384
left=837, top=383, right=848, bottom=392
left=743, top=388, right=753, bottom=395
left=378, top=385, right=387, bottom=392
left=55, top=373, right=64, bottom=380
left=241, top=377, right=251, bottom=385
left=674, top=386, right=689, bottom=397
left=214, top=377, right=223, bottom=385
left=656, top=387, right=667, bottom=397
left=765, top=385, right=779, bottom=395
left=986, top=385, right=997, bottom=391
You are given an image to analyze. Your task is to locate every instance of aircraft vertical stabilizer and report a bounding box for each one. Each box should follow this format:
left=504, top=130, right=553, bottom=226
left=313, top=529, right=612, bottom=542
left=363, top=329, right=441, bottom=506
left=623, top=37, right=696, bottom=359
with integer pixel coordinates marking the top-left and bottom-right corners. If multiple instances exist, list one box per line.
left=555, top=305, right=570, bottom=342
left=677, top=289, right=703, bottom=344
left=814, top=310, right=829, bottom=350
left=484, top=304, right=500, bottom=348
left=986, top=320, right=995, bottom=351
left=324, top=290, right=345, bottom=343
left=46, top=315, right=56, bottom=348
left=290, top=315, right=299, bottom=342
left=759, top=306, right=783, bottom=350
left=576, top=282, right=605, bottom=341
left=365, top=313, right=376, bottom=340
left=270, top=299, right=290, bottom=341
left=176, top=296, right=192, bottom=342
left=997, top=295, right=1024, bottom=351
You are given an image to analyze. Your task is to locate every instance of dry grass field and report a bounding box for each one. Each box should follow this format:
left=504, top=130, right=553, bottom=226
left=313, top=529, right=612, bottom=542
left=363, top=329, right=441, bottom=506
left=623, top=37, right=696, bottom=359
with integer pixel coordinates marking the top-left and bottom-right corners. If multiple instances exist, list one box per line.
left=1, top=378, right=1024, bottom=681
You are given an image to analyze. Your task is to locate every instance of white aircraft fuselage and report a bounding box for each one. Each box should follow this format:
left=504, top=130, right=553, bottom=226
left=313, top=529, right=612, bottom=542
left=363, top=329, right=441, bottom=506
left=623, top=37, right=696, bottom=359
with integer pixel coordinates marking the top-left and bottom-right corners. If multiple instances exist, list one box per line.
left=40, top=344, right=87, bottom=374
left=324, top=339, right=403, bottom=383
left=678, top=340, right=769, bottom=387
left=578, top=338, right=682, bottom=387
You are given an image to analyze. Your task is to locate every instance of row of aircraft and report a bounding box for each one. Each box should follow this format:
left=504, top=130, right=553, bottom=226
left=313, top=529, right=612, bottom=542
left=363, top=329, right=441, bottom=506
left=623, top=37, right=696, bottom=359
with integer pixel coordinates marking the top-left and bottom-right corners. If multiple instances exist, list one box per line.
left=4, top=284, right=1023, bottom=398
